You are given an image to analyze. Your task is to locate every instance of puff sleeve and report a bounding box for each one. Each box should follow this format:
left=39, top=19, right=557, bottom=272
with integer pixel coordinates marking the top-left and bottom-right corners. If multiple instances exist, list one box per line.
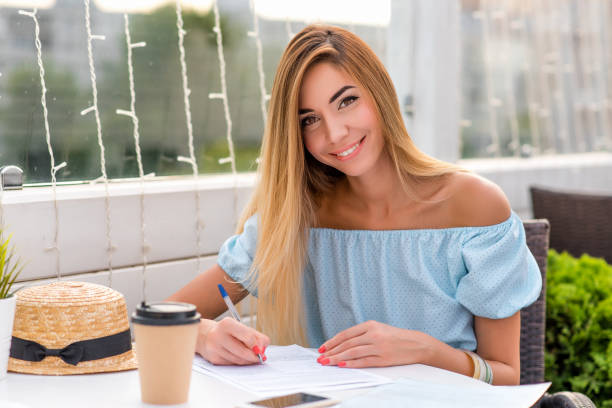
left=217, top=214, right=258, bottom=295
left=456, top=214, right=542, bottom=319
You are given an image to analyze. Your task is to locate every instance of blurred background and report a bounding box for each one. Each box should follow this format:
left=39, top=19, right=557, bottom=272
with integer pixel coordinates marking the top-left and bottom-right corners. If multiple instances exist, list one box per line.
left=1, top=0, right=610, bottom=186
left=1, top=0, right=388, bottom=181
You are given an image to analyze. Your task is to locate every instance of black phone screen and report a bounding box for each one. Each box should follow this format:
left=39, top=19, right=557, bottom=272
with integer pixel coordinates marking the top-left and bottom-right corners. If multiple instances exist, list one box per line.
left=249, top=392, right=328, bottom=407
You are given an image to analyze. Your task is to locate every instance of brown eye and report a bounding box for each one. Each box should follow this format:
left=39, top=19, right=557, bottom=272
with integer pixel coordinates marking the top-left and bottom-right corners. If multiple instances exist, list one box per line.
left=301, top=116, right=319, bottom=128
left=339, top=95, right=358, bottom=109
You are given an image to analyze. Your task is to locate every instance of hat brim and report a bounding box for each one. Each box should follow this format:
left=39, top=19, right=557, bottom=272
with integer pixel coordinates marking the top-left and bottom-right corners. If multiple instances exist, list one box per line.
left=8, top=343, right=138, bottom=375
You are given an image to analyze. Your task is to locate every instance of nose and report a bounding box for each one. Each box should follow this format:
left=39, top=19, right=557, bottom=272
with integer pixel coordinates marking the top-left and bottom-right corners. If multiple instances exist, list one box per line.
left=325, top=117, right=349, bottom=145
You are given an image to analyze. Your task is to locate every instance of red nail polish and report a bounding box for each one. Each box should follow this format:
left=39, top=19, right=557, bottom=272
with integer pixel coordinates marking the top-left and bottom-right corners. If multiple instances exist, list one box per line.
left=263, top=355, right=267, bottom=361
left=316, top=356, right=323, bottom=363
left=318, top=345, right=326, bottom=353
left=321, top=358, right=330, bottom=365
left=338, top=361, right=346, bottom=367
left=252, top=345, right=260, bottom=354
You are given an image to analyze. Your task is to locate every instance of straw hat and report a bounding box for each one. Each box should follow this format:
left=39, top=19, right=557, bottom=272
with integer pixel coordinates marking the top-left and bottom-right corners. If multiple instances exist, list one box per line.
left=8, top=281, right=137, bottom=375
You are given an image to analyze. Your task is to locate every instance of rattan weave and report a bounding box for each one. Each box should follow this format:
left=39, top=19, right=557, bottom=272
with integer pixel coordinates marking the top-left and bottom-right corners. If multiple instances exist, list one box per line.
left=530, top=186, right=612, bottom=264
left=520, top=219, right=549, bottom=385
left=522, top=219, right=597, bottom=407
left=8, top=281, right=137, bottom=375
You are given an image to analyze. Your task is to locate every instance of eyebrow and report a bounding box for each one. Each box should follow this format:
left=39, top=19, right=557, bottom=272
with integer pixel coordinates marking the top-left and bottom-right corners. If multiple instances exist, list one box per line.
left=298, top=85, right=356, bottom=115
left=329, top=85, right=355, bottom=104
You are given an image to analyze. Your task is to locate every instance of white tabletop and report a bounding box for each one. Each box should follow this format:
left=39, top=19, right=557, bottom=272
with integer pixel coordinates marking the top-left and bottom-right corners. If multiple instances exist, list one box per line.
left=0, top=363, right=485, bottom=408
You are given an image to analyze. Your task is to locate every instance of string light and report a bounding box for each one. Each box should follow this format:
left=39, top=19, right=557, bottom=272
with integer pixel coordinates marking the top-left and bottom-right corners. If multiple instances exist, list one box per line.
left=562, top=2, right=586, bottom=153
left=474, top=2, right=501, bottom=157
left=586, top=0, right=611, bottom=150
left=457, top=1, right=470, bottom=155
left=19, top=8, right=67, bottom=280
left=513, top=2, right=540, bottom=155
left=116, top=13, right=150, bottom=302
left=248, top=0, right=269, bottom=169
left=575, top=0, right=598, bottom=151
left=546, top=0, right=571, bottom=153
left=82, top=0, right=115, bottom=286
left=210, top=0, right=239, bottom=225
left=496, top=0, right=521, bottom=157
left=532, top=0, right=555, bottom=154
left=175, top=0, right=203, bottom=271
left=248, top=0, right=270, bottom=125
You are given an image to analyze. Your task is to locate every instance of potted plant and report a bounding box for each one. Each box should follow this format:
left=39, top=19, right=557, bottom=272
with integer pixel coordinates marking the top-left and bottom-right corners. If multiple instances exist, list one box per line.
left=0, top=229, right=24, bottom=380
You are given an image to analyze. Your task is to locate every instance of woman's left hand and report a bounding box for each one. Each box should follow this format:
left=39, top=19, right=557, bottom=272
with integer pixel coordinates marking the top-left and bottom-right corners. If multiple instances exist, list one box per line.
left=317, top=320, right=436, bottom=368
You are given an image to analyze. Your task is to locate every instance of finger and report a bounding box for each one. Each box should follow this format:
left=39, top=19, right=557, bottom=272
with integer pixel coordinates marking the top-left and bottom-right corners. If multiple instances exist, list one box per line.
left=223, top=336, right=260, bottom=364
left=320, top=344, right=375, bottom=366
left=319, top=323, right=368, bottom=354
left=259, top=336, right=271, bottom=354
left=197, top=341, right=241, bottom=366
left=338, top=356, right=382, bottom=369
left=252, top=335, right=270, bottom=357
left=223, top=349, right=257, bottom=365
left=323, top=333, right=372, bottom=358
left=208, top=354, right=234, bottom=366
left=220, top=317, right=270, bottom=357
left=320, top=322, right=370, bottom=354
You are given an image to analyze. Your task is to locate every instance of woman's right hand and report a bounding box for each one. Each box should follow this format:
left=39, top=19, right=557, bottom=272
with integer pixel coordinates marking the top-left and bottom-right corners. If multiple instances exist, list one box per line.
left=196, top=317, right=270, bottom=365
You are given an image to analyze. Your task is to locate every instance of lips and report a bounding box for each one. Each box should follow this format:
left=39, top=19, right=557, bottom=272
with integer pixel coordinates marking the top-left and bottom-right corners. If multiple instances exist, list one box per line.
left=329, top=136, right=366, bottom=161
left=330, top=136, right=366, bottom=156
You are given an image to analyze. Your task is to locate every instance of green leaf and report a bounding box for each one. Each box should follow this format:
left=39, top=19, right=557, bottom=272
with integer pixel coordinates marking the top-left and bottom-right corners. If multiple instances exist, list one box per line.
left=545, top=250, right=612, bottom=406
left=0, top=229, right=23, bottom=299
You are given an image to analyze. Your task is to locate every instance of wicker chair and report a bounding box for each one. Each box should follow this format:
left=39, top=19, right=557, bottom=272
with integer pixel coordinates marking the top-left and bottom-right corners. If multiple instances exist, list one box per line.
left=521, top=220, right=550, bottom=385
left=522, top=219, right=596, bottom=408
left=530, top=186, right=612, bottom=264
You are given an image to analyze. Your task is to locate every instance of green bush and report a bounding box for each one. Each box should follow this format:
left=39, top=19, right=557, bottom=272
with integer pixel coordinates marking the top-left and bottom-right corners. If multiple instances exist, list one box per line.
left=545, top=250, right=612, bottom=407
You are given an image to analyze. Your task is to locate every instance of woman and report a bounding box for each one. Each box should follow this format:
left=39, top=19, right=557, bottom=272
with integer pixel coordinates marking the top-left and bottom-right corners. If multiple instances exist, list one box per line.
left=168, top=24, right=541, bottom=385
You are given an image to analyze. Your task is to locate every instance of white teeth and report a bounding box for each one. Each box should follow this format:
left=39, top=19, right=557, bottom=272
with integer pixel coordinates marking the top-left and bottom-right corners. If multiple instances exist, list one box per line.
left=336, top=141, right=360, bottom=157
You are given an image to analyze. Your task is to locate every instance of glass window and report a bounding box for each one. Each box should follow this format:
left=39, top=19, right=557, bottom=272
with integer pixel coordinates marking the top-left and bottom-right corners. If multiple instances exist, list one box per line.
left=0, top=0, right=389, bottom=184
left=459, top=0, right=612, bottom=158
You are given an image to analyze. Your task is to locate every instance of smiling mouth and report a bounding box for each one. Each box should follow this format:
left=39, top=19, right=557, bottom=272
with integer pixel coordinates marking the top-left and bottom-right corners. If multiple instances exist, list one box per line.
left=331, top=136, right=366, bottom=157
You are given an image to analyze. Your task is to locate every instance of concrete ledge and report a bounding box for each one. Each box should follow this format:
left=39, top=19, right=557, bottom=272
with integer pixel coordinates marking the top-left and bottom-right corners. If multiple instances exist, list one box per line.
left=460, top=153, right=612, bottom=218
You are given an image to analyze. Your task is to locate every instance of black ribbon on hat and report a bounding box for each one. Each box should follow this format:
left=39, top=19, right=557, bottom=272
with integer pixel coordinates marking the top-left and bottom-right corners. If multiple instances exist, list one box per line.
left=10, top=329, right=132, bottom=366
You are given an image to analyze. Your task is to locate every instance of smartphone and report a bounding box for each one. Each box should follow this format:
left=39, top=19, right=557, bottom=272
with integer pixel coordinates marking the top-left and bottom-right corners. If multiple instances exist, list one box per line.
left=237, top=392, right=339, bottom=408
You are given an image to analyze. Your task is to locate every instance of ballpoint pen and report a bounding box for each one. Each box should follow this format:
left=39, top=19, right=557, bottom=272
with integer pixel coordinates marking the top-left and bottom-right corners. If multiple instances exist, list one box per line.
left=217, top=284, right=264, bottom=364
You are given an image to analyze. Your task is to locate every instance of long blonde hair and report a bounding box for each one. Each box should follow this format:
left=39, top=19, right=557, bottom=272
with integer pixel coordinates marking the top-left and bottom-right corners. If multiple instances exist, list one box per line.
left=238, top=25, right=462, bottom=346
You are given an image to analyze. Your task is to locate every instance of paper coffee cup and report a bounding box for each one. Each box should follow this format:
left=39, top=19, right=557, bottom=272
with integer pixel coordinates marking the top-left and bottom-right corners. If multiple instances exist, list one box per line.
left=132, top=301, right=201, bottom=405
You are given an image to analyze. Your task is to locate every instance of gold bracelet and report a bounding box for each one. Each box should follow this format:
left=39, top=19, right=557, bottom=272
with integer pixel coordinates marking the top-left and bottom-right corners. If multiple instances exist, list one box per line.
left=463, top=350, right=480, bottom=380
left=463, top=350, right=493, bottom=384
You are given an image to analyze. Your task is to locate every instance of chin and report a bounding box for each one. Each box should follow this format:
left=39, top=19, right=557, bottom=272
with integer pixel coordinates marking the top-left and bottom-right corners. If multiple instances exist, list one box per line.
left=339, top=168, right=365, bottom=177
left=333, top=162, right=372, bottom=178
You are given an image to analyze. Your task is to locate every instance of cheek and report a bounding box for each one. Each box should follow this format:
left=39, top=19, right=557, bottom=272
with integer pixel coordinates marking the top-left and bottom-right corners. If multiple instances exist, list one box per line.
left=360, top=105, right=379, bottom=128
left=348, top=101, right=379, bottom=132
left=303, top=134, right=322, bottom=157
left=358, top=107, right=383, bottom=142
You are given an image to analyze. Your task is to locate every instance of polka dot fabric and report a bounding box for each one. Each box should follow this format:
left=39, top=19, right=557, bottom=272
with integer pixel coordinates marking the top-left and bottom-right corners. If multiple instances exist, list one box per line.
left=216, top=214, right=259, bottom=295
left=217, top=211, right=541, bottom=350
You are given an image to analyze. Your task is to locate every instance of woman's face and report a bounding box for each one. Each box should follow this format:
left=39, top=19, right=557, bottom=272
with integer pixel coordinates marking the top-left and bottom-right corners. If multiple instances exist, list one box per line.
left=298, top=62, right=386, bottom=178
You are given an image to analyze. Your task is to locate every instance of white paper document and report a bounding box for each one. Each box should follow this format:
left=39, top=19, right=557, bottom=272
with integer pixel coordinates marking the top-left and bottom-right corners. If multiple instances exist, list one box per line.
left=192, top=344, right=389, bottom=396
left=339, top=377, right=551, bottom=408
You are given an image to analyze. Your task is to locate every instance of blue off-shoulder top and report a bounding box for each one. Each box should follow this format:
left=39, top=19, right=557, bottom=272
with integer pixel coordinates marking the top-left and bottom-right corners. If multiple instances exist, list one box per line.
left=217, top=211, right=542, bottom=350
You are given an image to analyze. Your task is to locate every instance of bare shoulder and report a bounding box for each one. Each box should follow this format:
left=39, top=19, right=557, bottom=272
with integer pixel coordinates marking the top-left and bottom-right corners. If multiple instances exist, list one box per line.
left=444, top=171, right=511, bottom=227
